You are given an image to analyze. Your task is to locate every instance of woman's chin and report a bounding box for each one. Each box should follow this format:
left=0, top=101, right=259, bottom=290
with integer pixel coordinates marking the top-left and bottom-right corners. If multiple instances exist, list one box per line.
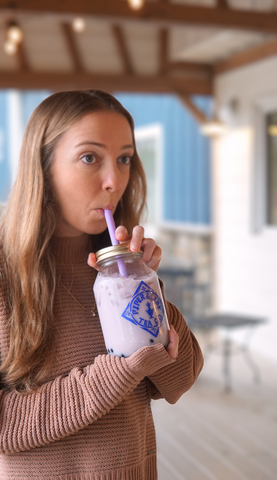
left=86, top=220, right=108, bottom=236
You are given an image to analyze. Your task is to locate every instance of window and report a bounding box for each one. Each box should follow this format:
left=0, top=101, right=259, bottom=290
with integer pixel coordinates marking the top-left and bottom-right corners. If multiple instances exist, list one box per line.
left=266, top=112, right=277, bottom=225
left=253, top=96, right=277, bottom=232
left=135, top=124, right=163, bottom=228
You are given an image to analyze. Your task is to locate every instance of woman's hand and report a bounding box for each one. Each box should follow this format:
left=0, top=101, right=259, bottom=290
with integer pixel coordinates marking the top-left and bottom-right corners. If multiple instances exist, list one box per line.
left=166, top=325, right=179, bottom=360
left=88, top=225, right=162, bottom=273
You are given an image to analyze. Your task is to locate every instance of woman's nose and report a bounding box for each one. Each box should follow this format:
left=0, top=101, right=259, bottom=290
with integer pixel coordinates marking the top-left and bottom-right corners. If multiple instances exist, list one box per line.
left=102, top=163, right=122, bottom=192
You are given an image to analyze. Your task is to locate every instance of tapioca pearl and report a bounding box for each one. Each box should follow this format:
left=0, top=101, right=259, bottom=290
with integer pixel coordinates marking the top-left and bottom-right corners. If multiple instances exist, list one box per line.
left=121, top=354, right=125, bottom=358
left=149, top=339, right=154, bottom=344
left=110, top=348, right=114, bottom=353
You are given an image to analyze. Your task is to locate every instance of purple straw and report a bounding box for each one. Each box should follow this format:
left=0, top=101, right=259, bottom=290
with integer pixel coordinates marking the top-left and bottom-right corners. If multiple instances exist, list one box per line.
left=104, top=210, right=128, bottom=277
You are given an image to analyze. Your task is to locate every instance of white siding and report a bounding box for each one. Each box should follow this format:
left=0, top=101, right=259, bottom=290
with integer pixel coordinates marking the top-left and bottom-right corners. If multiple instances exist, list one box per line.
left=214, top=57, right=277, bottom=362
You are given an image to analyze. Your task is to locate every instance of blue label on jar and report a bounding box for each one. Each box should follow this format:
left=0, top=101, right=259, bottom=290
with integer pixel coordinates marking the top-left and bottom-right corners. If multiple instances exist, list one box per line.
left=121, top=280, right=164, bottom=337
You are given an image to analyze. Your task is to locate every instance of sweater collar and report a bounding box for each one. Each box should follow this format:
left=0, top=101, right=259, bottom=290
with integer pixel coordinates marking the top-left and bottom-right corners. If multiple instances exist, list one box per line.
left=51, top=234, right=92, bottom=265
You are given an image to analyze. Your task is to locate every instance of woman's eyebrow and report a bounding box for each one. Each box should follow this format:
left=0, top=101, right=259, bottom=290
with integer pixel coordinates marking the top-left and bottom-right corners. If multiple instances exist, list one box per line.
left=75, top=141, right=134, bottom=151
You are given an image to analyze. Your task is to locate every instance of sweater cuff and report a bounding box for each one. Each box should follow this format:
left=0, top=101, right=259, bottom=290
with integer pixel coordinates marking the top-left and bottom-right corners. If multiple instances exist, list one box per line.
left=125, top=343, right=174, bottom=378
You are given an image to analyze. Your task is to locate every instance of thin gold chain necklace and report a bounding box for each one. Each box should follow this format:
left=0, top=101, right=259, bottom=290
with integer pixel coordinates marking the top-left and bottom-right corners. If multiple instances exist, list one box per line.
left=60, top=282, right=96, bottom=317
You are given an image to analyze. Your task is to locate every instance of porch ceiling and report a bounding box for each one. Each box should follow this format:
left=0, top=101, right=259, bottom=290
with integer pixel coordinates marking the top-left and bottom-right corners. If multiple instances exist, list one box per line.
left=0, top=0, right=277, bottom=98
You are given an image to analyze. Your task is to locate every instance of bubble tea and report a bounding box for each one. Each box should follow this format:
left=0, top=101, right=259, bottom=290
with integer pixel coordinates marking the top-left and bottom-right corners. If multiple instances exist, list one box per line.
left=93, top=243, right=170, bottom=358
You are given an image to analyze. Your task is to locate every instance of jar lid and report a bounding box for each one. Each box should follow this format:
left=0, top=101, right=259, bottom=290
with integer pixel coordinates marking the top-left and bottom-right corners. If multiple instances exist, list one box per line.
left=96, top=242, right=136, bottom=263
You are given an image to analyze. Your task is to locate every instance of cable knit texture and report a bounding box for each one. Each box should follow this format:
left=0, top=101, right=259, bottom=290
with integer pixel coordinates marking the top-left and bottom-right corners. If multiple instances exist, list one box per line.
left=0, top=234, right=203, bottom=479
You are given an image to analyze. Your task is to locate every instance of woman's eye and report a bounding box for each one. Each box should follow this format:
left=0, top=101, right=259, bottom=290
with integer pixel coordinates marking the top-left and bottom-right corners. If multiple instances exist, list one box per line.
left=81, top=154, right=96, bottom=164
left=118, top=155, right=131, bottom=165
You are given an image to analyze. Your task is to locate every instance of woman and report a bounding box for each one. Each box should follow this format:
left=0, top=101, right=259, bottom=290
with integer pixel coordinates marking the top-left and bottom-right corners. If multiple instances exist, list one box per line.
left=0, top=90, right=203, bottom=479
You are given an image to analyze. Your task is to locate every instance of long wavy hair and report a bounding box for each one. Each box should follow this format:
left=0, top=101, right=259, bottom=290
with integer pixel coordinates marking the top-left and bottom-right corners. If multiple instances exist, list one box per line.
left=0, top=90, right=147, bottom=393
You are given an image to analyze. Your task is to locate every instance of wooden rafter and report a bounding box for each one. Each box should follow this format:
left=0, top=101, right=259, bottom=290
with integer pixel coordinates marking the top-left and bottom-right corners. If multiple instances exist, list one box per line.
left=214, top=37, right=277, bottom=75
left=158, top=29, right=212, bottom=78
left=159, top=28, right=168, bottom=75
left=1, top=1, right=277, bottom=33
left=178, top=95, right=208, bottom=124
left=17, top=41, right=30, bottom=72
left=168, top=61, right=212, bottom=77
left=112, top=25, right=134, bottom=75
left=61, top=22, right=84, bottom=72
left=216, top=0, right=229, bottom=8
left=0, top=71, right=212, bottom=94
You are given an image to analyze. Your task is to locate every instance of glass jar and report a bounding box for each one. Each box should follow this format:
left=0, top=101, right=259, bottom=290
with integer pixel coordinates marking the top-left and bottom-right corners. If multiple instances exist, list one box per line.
left=93, top=243, right=170, bottom=357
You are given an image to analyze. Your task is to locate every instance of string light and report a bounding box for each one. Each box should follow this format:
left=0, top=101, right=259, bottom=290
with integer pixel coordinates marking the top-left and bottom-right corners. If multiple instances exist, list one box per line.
left=3, top=39, right=17, bottom=55
left=3, top=21, right=23, bottom=56
left=7, top=21, right=23, bottom=44
left=127, top=0, right=145, bottom=10
left=72, top=17, right=86, bottom=33
left=200, top=120, right=227, bottom=137
left=268, top=125, right=277, bottom=137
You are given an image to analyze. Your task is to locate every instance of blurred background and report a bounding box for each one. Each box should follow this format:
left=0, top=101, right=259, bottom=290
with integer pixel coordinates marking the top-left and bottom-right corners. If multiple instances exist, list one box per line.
left=0, top=0, right=277, bottom=478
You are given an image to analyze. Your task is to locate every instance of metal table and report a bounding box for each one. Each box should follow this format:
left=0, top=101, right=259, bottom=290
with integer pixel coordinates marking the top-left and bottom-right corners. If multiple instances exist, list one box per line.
left=158, top=267, right=206, bottom=318
left=187, top=313, right=267, bottom=391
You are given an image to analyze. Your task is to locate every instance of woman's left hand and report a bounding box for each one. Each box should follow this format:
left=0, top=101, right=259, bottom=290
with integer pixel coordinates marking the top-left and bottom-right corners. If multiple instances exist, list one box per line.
left=88, top=225, right=162, bottom=272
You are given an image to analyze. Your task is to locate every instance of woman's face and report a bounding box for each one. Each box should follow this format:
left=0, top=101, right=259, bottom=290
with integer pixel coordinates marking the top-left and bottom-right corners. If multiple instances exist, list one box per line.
left=50, top=110, right=134, bottom=237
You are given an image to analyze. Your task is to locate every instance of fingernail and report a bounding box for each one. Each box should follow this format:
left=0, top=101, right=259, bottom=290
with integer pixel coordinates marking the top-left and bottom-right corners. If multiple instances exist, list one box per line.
left=131, top=242, right=139, bottom=251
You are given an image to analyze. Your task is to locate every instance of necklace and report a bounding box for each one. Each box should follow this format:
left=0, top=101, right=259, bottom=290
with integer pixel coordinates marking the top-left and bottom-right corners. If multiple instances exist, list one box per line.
left=60, top=282, right=96, bottom=317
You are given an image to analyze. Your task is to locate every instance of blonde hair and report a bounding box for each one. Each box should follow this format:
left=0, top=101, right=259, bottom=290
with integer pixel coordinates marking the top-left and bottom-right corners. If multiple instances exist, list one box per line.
left=0, top=90, right=147, bottom=392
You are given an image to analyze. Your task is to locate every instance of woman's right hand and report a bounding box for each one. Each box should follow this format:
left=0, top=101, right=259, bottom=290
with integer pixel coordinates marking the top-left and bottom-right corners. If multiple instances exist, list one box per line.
left=166, top=325, right=179, bottom=360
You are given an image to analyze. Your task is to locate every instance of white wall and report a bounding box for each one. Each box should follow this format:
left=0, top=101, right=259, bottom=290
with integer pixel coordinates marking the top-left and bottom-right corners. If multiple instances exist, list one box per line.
left=213, top=56, right=277, bottom=362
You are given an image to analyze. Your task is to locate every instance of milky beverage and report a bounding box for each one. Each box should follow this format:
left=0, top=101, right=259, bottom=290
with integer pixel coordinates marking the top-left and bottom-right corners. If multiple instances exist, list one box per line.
left=93, top=250, right=170, bottom=358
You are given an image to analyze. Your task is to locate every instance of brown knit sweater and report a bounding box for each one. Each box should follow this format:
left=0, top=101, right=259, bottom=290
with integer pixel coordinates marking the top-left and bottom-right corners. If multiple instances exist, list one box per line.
left=0, top=234, right=203, bottom=480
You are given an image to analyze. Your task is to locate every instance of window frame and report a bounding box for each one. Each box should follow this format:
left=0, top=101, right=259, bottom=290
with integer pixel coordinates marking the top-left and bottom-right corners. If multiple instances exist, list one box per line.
left=253, top=95, right=277, bottom=233
left=134, top=123, right=164, bottom=231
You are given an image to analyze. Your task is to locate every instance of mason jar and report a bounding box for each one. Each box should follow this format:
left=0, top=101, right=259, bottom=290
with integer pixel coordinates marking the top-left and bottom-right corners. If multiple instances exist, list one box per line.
left=93, top=243, right=170, bottom=358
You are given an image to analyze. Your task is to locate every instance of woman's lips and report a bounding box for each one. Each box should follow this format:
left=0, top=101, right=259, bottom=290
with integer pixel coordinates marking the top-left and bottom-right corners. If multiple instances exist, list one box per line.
left=96, top=208, right=105, bottom=216
left=96, top=206, right=113, bottom=217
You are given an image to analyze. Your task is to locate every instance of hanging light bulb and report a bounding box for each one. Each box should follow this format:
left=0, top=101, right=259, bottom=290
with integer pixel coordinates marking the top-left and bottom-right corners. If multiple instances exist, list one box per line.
left=200, top=120, right=227, bottom=137
left=268, top=125, right=277, bottom=137
left=3, top=39, right=17, bottom=55
left=72, top=17, right=86, bottom=33
left=7, top=21, right=24, bottom=44
left=127, top=0, right=145, bottom=10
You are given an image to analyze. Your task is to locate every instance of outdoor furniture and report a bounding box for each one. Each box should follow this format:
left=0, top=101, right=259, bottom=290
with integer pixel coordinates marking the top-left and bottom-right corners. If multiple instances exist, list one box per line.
left=158, top=267, right=209, bottom=319
left=187, top=314, right=267, bottom=391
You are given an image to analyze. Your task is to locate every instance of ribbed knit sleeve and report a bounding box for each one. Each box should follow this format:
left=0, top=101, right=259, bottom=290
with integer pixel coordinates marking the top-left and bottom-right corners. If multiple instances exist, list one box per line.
left=147, top=294, right=204, bottom=404
left=0, top=344, right=173, bottom=454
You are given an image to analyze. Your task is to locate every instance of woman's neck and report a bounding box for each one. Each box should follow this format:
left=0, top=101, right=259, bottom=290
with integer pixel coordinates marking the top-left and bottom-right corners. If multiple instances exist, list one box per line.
left=51, top=234, right=92, bottom=264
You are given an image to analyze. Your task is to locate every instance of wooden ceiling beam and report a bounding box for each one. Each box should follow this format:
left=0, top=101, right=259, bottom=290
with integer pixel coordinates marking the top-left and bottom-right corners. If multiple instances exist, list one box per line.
left=214, top=37, right=277, bottom=75
left=112, top=25, right=134, bottom=75
left=158, top=29, right=212, bottom=78
left=2, top=1, right=277, bottom=33
left=159, top=28, right=168, bottom=75
left=61, top=22, right=85, bottom=72
left=168, top=61, right=212, bottom=77
left=0, top=71, right=212, bottom=94
left=17, top=41, right=30, bottom=72
left=216, top=0, right=229, bottom=8
left=178, top=95, right=208, bottom=124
